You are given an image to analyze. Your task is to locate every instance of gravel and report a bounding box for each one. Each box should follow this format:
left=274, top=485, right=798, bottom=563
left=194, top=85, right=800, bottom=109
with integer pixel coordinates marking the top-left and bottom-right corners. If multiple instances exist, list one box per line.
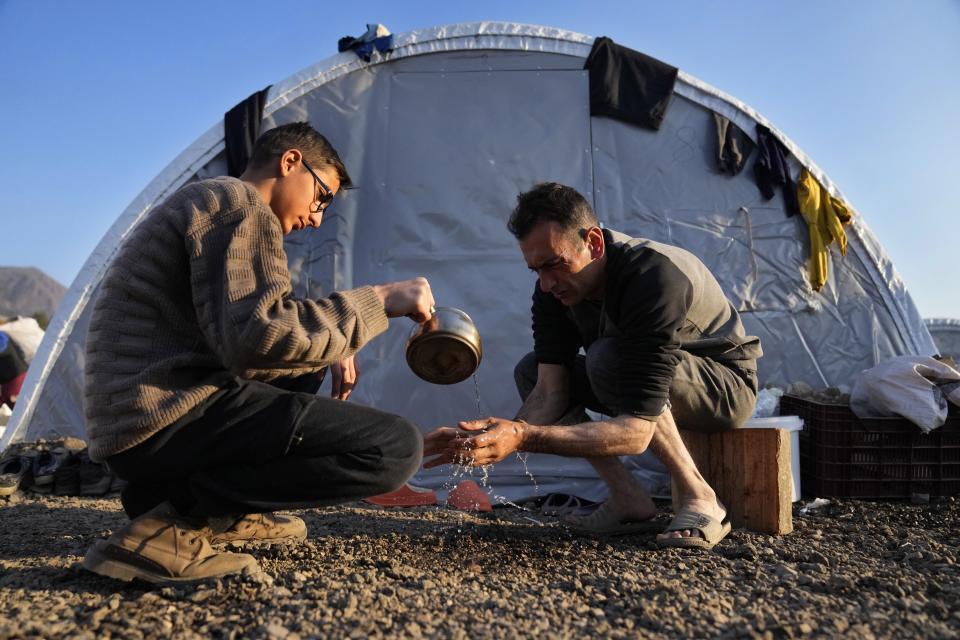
left=0, top=493, right=958, bottom=638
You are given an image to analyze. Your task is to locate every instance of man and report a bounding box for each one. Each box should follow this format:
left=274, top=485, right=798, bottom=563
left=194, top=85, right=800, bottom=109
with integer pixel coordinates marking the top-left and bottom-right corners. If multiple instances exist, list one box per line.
left=82, top=122, right=433, bottom=583
left=424, top=183, right=761, bottom=549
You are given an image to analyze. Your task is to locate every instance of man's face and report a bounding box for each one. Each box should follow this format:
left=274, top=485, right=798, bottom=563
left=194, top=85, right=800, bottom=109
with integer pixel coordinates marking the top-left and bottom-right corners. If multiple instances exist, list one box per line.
left=520, top=221, right=603, bottom=306
left=270, top=152, right=341, bottom=234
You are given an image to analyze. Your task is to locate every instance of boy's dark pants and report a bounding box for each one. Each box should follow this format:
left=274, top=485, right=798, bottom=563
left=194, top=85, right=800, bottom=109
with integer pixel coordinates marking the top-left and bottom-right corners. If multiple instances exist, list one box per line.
left=108, top=375, right=422, bottom=521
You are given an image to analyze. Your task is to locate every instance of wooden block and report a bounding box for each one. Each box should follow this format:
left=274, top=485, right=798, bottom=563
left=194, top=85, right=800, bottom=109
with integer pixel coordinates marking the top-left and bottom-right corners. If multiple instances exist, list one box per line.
left=722, top=430, right=744, bottom=530
left=673, top=428, right=794, bottom=535
left=771, top=429, right=794, bottom=534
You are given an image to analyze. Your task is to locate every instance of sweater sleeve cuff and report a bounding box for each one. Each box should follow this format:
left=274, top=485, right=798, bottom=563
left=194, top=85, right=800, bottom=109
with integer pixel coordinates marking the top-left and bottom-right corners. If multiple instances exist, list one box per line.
left=340, top=285, right=389, bottom=339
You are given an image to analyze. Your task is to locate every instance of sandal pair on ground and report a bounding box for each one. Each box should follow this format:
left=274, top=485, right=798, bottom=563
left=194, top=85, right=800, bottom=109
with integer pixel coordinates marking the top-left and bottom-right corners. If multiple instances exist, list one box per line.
left=541, top=492, right=731, bottom=550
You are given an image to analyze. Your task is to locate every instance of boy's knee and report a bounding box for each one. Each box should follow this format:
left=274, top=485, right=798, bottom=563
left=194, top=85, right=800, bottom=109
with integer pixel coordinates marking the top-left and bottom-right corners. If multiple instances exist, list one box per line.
left=376, top=416, right=423, bottom=493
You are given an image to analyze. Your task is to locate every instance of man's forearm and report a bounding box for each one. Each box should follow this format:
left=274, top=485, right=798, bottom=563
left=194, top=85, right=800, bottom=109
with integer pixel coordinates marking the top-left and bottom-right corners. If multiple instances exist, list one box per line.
left=514, top=385, right=568, bottom=426
left=519, top=415, right=655, bottom=458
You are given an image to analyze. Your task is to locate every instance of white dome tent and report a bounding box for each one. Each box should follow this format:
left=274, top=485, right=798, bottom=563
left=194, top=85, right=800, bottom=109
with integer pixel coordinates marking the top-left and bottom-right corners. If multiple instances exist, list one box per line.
left=3, top=22, right=935, bottom=500
left=925, top=319, right=960, bottom=362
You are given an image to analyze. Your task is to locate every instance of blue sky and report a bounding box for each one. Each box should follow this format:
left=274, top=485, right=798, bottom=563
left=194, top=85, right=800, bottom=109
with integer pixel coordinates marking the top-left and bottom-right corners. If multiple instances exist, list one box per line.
left=1, top=1, right=958, bottom=317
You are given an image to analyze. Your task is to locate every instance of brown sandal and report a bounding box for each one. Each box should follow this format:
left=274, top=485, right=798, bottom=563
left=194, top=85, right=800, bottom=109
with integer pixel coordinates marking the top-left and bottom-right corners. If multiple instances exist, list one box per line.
left=657, top=509, right=732, bottom=550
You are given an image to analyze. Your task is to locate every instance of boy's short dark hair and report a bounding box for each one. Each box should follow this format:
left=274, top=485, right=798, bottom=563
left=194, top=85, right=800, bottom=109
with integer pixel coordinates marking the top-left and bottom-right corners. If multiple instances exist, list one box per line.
left=507, top=182, right=599, bottom=240
left=247, top=122, right=352, bottom=188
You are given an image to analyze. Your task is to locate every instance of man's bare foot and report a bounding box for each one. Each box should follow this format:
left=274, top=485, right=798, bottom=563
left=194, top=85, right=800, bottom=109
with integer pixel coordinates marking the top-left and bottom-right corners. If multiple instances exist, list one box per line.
left=563, top=491, right=660, bottom=531
left=603, top=492, right=659, bottom=522
left=657, top=497, right=727, bottom=542
left=563, top=495, right=663, bottom=535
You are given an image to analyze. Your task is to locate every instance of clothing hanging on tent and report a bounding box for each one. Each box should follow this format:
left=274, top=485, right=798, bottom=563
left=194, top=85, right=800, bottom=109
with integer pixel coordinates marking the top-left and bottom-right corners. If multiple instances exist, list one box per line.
left=584, top=36, right=678, bottom=131
left=753, top=124, right=800, bottom=217
left=714, top=113, right=755, bottom=176
left=338, top=24, right=395, bottom=62
left=224, top=86, right=270, bottom=178
left=796, top=168, right=853, bottom=291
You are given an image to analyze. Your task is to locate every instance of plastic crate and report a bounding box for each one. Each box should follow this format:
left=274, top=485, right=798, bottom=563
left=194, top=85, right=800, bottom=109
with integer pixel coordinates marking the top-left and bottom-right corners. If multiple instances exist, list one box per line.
left=780, top=395, right=960, bottom=499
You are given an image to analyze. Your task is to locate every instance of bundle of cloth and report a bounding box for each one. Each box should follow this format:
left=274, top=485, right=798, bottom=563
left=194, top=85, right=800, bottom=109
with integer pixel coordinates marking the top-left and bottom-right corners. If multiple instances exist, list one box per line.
left=0, top=316, right=45, bottom=408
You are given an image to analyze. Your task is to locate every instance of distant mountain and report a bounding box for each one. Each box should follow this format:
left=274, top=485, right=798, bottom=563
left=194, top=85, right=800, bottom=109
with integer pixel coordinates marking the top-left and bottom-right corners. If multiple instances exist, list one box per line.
left=0, top=267, right=67, bottom=319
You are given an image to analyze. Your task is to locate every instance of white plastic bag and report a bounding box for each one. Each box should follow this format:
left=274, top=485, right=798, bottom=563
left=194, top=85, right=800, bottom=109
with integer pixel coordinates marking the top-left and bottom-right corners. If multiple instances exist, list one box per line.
left=850, top=356, right=960, bottom=433
left=0, top=403, right=11, bottom=440
left=751, top=387, right=784, bottom=418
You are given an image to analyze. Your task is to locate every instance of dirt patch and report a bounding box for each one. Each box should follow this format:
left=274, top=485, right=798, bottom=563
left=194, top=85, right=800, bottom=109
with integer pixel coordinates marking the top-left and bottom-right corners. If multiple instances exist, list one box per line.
left=0, top=494, right=957, bottom=638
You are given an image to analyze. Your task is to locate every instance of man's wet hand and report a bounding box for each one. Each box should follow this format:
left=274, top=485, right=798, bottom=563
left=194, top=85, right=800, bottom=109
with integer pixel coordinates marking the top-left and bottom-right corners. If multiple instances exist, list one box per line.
left=450, top=418, right=527, bottom=466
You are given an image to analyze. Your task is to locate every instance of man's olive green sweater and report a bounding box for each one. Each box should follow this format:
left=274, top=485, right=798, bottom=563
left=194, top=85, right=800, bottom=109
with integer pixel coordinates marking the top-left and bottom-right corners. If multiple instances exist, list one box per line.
left=83, top=177, right=388, bottom=461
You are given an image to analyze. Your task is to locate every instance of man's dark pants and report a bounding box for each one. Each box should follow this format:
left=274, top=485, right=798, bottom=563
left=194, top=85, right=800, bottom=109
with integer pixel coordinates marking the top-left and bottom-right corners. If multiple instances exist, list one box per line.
left=514, top=337, right=757, bottom=431
left=108, top=374, right=422, bottom=521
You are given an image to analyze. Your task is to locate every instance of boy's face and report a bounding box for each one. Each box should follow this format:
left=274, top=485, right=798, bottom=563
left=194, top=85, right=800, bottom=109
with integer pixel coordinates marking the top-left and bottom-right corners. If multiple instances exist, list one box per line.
left=270, top=150, right=341, bottom=234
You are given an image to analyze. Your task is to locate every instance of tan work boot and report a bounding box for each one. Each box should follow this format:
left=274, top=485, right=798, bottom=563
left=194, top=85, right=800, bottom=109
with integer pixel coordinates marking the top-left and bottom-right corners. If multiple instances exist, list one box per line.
left=210, top=513, right=308, bottom=547
left=82, top=502, right=261, bottom=584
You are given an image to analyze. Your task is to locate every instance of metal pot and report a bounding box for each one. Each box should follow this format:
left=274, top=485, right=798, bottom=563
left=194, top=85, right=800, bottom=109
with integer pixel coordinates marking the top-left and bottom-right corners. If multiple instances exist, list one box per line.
left=405, top=307, right=482, bottom=385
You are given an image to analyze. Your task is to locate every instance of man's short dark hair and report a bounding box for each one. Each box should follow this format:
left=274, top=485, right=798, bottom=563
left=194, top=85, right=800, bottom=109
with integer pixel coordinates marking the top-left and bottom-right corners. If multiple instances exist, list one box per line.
left=248, top=122, right=352, bottom=188
left=507, top=182, right=599, bottom=240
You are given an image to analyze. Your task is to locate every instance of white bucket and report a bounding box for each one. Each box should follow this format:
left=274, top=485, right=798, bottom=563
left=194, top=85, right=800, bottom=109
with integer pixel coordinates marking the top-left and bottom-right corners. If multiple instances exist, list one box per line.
left=742, top=415, right=804, bottom=502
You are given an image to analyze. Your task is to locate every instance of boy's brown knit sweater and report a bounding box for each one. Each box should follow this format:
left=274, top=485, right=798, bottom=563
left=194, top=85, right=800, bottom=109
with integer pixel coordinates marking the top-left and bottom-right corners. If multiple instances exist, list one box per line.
left=83, top=177, right=388, bottom=461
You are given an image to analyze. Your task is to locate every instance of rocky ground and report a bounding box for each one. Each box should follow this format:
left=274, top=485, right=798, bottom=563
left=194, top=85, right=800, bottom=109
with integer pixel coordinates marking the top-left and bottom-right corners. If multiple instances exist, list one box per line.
left=0, top=493, right=957, bottom=639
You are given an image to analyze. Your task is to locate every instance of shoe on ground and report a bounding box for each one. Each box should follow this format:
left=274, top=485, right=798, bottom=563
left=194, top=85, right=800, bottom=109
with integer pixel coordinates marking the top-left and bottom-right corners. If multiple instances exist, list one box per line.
left=656, top=509, right=732, bottom=550
left=31, top=447, right=71, bottom=492
left=78, top=451, right=112, bottom=496
left=108, top=474, right=127, bottom=495
left=447, top=480, right=493, bottom=512
left=82, top=502, right=261, bottom=584
left=53, top=453, right=82, bottom=496
left=540, top=492, right=599, bottom=517
left=364, top=483, right=438, bottom=507
left=0, top=456, right=32, bottom=496
left=210, top=513, right=307, bottom=547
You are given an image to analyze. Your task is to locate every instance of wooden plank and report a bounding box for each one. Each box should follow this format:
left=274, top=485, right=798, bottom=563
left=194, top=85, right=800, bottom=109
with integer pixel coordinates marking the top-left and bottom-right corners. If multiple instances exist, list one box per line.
left=676, top=428, right=793, bottom=536
left=722, top=430, right=743, bottom=529
left=761, top=430, right=776, bottom=533
left=759, top=430, right=777, bottom=534
left=733, top=430, right=749, bottom=530
left=720, top=430, right=746, bottom=528
left=740, top=429, right=794, bottom=535
left=707, top=432, right=722, bottom=516
left=686, top=431, right=708, bottom=471
left=740, top=429, right=765, bottom=533
left=772, top=429, right=794, bottom=535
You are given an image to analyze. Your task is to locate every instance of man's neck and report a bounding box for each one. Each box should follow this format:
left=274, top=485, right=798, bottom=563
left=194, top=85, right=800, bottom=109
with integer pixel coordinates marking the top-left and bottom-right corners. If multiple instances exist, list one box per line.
left=584, top=254, right=608, bottom=302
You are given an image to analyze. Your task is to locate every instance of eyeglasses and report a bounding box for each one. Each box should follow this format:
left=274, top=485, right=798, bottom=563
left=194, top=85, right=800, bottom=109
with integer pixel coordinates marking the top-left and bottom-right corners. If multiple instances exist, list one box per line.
left=301, top=159, right=335, bottom=213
